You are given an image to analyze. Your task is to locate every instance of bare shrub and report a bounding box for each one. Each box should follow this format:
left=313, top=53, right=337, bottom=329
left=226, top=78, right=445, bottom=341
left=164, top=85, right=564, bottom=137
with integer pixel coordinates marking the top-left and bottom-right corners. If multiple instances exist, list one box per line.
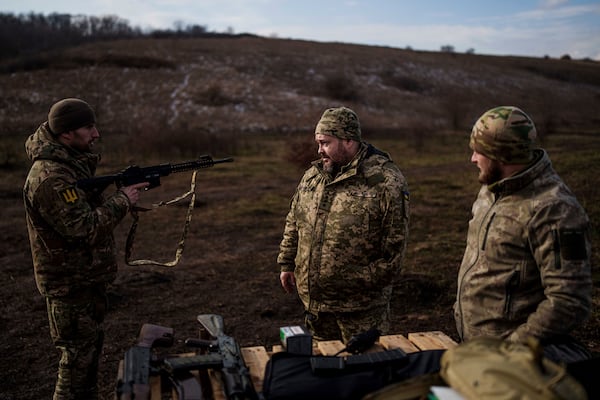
left=196, top=84, right=236, bottom=106
left=1, top=52, right=176, bottom=74
left=323, top=74, right=360, bottom=102
left=0, top=135, right=28, bottom=169
left=147, top=126, right=239, bottom=158
left=104, top=116, right=240, bottom=161
left=381, top=70, right=428, bottom=93
left=283, top=133, right=316, bottom=170
left=440, top=88, right=473, bottom=132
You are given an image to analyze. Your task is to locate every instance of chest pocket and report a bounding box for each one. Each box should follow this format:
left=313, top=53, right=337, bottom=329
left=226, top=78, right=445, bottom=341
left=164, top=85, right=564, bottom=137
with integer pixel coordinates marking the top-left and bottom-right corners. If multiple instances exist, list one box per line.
left=329, top=189, right=381, bottom=234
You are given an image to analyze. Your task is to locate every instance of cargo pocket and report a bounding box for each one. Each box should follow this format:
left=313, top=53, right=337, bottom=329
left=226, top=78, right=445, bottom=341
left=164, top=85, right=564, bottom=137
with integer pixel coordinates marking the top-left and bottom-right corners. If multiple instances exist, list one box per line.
left=49, top=299, right=78, bottom=342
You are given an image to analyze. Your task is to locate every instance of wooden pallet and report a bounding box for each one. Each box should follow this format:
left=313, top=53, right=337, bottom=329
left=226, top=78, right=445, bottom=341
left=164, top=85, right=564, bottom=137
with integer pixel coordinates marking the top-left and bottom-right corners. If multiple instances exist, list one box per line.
left=232, top=331, right=456, bottom=398
left=128, top=331, right=457, bottom=399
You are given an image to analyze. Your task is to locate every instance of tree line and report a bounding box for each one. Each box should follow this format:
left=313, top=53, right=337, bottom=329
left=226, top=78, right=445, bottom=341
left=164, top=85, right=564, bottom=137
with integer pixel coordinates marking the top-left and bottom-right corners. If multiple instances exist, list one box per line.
left=0, top=12, right=237, bottom=60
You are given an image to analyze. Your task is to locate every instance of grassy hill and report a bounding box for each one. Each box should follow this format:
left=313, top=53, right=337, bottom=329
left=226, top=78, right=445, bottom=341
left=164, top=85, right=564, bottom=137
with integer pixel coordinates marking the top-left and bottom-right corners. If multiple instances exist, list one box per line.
left=2, top=35, right=600, bottom=141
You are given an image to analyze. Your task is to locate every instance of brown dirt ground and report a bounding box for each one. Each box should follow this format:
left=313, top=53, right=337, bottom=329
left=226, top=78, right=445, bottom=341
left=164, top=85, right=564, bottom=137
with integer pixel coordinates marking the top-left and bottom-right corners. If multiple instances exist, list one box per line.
left=0, top=160, right=459, bottom=400
left=1, top=153, right=597, bottom=400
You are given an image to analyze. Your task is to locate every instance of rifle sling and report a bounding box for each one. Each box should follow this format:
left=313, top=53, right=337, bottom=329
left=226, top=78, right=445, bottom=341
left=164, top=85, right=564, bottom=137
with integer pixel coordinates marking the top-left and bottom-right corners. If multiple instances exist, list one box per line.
left=125, top=170, right=197, bottom=267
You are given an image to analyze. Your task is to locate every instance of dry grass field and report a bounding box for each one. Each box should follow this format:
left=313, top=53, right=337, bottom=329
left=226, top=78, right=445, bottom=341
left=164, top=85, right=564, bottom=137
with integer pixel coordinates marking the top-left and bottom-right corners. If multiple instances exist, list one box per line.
left=0, top=36, right=599, bottom=399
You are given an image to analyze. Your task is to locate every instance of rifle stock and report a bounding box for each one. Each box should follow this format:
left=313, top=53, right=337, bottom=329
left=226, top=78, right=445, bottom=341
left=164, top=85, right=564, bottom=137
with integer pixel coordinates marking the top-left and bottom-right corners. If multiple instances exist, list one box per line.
left=197, top=314, right=224, bottom=338
left=116, top=324, right=174, bottom=400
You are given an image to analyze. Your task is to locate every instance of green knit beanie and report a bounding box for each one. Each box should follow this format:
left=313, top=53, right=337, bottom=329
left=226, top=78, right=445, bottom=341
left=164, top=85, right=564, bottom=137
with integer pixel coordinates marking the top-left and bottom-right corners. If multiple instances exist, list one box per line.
left=48, top=98, right=96, bottom=135
left=315, top=106, right=361, bottom=141
left=470, top=106, right=537, bottom=164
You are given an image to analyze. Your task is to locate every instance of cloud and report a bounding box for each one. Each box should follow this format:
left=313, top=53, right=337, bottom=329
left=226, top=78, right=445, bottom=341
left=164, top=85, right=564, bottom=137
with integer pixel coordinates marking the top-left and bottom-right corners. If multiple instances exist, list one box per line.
left=518, top=4, right=600, bottom=20
left=539, top=0, right=569, bottom=9
left=261, top=18, right=600, bottom=60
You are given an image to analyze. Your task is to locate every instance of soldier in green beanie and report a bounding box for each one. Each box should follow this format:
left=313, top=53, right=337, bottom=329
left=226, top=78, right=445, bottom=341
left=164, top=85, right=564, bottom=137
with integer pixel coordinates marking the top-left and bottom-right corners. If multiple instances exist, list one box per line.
left=278, top=106, right=410, bottom=343
left=454, top=106, right=593, bottom=363
left=23, top=98, right=149, bottom=399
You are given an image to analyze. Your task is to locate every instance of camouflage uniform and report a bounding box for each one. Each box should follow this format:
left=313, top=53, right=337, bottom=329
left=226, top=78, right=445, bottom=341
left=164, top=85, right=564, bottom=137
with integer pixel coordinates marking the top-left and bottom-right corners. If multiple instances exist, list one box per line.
left=278, top=140, right=409, bottom=342
left=23, top=122, right=131, bottom=399
left=454, top=106, right=592, bottom=362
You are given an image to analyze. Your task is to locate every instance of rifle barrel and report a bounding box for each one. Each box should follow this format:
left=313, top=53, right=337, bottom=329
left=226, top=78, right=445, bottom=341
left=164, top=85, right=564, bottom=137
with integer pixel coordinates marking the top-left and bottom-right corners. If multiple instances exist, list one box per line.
left=170, top=156, right=234, bottom=174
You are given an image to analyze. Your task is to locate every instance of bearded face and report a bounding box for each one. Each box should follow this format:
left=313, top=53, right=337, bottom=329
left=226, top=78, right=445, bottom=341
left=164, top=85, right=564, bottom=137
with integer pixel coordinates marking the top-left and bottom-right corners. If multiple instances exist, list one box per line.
left=61, top=125, right=100, bottom=153
left=315, top=133, right=357, bottom=176
left=471, top=151, right=503, bottom=185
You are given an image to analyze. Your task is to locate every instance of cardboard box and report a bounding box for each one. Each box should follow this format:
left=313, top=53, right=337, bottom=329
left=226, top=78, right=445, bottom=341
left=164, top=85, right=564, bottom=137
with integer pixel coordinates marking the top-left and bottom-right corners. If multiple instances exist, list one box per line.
left=280, top=325, right=312, bottom=355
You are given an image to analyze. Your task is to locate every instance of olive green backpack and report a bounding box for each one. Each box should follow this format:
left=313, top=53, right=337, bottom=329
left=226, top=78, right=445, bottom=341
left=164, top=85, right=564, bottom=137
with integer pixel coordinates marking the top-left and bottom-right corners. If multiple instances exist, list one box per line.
left=439, top=337, right=588, bottom=400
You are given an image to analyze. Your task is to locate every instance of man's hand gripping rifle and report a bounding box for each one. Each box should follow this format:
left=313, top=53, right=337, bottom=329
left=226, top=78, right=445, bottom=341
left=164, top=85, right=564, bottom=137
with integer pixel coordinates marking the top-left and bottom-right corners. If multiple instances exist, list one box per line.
left=76, top=154, right=233, bottom=194
left=77, top=155, right=233, bottom=267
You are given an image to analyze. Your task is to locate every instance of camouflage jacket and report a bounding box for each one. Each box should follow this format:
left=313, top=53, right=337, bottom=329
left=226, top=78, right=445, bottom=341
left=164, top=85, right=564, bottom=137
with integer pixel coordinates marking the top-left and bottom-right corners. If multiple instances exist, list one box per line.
left=278, top=142, right=409, bottom=313
left=454, top=149, right=592, bottom=343
left=23, top=123, right=131, bottom=298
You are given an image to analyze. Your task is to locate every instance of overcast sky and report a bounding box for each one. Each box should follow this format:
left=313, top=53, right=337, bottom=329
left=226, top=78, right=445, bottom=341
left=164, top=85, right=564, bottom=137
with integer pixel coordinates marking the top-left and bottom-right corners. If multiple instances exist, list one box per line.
left=2, top=0, right=599, bottom=60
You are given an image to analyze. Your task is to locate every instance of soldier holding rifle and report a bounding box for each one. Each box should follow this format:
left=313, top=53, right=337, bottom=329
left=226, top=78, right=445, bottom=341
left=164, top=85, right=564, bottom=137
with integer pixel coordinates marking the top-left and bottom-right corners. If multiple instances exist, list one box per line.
left=23, top=98, right=148, bottom=399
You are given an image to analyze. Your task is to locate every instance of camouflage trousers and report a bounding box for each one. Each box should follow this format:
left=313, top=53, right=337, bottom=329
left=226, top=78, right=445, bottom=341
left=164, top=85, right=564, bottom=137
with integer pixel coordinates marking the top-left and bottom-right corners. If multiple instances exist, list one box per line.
left=304, top=303, right=390, bottom=343
left=46, top=290, right=107, bottom=400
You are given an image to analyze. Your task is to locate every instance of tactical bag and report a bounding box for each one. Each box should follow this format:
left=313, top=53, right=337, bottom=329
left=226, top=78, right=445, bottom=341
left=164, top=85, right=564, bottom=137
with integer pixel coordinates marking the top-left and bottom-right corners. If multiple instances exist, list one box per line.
left=439, top=337, right=588, bottom=400
left=261, top=349, right=445, bottom=400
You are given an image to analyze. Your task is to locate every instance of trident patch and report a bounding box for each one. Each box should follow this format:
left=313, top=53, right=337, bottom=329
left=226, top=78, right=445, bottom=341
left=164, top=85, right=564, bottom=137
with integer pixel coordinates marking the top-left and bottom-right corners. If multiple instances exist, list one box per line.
left=59, top=187, right=79, bottom=204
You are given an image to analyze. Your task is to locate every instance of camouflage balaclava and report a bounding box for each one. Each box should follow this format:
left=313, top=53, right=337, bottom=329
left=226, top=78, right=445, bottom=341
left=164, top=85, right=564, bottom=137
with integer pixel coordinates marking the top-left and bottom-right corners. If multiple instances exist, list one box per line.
left=48, top=98, right=96, bottom=135
left=315, top=106, right=361, bottom=141
left=470, top=106, right=537, bottom=164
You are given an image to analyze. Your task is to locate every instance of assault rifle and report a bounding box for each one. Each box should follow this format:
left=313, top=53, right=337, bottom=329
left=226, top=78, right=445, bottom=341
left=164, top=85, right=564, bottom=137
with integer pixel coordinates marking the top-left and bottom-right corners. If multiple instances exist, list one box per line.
left=117, top=315, right=257, bottom=400
left=76, top=155, right=233, bottom=194
left=116, top=323, right=175, bottom=400
left=165, top=314, right=259, bottom=400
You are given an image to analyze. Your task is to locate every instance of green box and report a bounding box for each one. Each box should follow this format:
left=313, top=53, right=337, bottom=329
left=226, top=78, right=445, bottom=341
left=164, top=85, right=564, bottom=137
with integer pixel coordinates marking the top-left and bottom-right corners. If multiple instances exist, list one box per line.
left=280, top=325, right=312, bottom=355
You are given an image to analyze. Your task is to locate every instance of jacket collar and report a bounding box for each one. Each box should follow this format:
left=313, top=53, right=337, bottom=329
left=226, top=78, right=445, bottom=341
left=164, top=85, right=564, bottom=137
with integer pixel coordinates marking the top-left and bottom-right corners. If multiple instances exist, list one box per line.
left=488, top=149, right=549, bottom=195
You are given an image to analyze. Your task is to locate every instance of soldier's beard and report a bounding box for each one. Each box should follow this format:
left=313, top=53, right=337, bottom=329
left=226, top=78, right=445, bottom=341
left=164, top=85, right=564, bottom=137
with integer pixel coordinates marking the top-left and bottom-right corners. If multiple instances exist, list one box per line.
left=320, top=141, right=355, bottom=176
left=479, top=160, right=503, bottom=185
left=322, top=158, right=336, bottom=174
left=322, top=154, right=353, bottom=176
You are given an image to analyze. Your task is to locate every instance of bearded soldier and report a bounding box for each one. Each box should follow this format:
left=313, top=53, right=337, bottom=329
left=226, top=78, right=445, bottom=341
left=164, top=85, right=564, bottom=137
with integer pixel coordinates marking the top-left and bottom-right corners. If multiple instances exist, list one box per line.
left=454, top=106, right=593, bottom=363
left=278, top=106, right=410, bottom=343
left=23, top=98, right=148, bottom=399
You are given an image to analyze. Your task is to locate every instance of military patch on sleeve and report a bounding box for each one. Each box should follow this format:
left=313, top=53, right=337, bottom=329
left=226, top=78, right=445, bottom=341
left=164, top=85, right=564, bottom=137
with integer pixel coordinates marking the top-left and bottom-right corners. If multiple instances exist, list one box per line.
left=59, top=187, right=80, bottom=205
left=559, top=229, right=587, bottom=260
